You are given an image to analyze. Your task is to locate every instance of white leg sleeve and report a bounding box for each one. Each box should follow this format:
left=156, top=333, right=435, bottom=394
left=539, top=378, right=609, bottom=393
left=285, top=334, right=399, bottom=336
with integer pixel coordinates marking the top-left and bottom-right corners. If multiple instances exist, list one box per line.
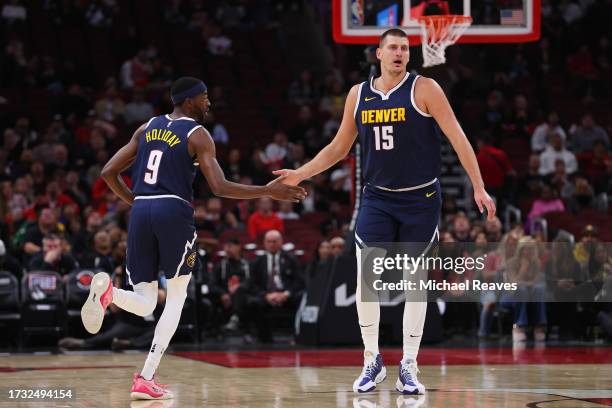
left=402, top=301, right=427, bottom=361
left=356, top=244, right=380, bottom=355
left=112, top=281, right=158, bottom=317
left=141, top=273, right=191, bottom=380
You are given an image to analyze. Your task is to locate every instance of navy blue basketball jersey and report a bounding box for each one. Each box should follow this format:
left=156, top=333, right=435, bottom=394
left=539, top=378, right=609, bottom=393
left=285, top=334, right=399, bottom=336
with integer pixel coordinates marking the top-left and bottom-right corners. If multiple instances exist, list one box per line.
left=354, top=73, right=442, bottom=189
left=132, top=115, right=200, bottom=202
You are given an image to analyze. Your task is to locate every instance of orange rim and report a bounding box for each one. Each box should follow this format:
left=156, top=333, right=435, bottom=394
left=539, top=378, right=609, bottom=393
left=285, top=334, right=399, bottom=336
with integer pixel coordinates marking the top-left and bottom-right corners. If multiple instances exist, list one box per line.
left=417, top=15, right=473, bottom=24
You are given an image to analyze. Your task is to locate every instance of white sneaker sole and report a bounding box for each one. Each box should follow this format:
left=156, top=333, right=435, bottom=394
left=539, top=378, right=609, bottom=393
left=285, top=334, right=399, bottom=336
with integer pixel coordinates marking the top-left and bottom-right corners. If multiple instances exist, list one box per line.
left=130, top=391, right=173, bottom=400
left=81, top=272, right=110, bottom=334
left=353, top=366, right=387, bottom=393
left=395, top=378, right=426, bottom=395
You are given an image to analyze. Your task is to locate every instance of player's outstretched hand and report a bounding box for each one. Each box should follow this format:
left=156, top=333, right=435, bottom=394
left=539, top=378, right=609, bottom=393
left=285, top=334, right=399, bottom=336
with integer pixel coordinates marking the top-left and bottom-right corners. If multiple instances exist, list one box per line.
left=271, top=169, right=302, bottom=186
left=267, top=175, right=307, bottom=202
left=474, top=188, right=496, bottom=221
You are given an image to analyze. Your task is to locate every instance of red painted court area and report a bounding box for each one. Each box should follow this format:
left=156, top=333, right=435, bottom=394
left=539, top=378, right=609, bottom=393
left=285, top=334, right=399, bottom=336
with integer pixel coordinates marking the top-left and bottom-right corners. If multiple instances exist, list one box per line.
left=174, top=347, right=612, bottom=368
left=0, top=365, right=134, bottom=373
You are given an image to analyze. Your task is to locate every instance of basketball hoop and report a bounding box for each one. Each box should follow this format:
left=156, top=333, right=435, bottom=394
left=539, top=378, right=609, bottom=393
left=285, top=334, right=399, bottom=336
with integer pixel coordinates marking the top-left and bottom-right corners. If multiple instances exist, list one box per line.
left=417, top=15, right=472, bottom=67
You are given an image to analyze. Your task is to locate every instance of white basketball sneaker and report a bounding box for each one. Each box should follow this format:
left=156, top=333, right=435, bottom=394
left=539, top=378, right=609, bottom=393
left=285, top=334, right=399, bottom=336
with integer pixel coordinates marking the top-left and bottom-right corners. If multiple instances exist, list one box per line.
left=395, top=358, right=425, bottom=395
left=81, top=272, right=113, bottom=334
left=353, top=351, right=387, bottom=393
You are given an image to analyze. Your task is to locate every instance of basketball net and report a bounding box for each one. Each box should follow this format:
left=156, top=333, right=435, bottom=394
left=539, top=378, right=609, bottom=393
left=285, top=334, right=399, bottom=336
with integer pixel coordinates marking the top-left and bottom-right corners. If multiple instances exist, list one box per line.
left=417, top=15, right=472, bottom=67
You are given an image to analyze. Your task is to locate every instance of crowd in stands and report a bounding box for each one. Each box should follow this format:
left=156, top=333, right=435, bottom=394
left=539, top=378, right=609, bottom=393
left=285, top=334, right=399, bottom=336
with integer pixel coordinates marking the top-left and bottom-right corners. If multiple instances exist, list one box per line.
left=0, top=0, right=610, bottom=348
left=437, top=213, right=611, bottom=343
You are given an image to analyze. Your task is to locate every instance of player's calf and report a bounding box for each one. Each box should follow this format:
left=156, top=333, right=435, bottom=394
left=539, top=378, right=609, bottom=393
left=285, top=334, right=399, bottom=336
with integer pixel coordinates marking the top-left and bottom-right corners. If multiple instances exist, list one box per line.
left=81, top=272, right=113, bottom=334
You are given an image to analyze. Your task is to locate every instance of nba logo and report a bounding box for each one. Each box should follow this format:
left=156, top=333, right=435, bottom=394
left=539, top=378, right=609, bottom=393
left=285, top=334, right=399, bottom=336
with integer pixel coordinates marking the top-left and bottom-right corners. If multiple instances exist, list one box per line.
left=388, top=7, right=395, bottom=26
left=377, top=4, right=398, bottom=27
left=351, top=0, right=364, bottom=26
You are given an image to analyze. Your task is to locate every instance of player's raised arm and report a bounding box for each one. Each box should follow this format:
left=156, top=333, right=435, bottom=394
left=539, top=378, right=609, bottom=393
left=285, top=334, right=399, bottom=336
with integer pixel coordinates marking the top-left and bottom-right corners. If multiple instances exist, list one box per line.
left=272, top=84, right=360, bottom=185
left=101, top=123, right=145, bottom=205
left=416, top=76, right=496, bottom=220
left=189, top=127, right=306, bottom=202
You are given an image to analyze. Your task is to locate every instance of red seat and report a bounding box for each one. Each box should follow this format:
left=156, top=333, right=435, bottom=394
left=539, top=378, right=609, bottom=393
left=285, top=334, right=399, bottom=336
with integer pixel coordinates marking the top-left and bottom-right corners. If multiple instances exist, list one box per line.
left=545, top=211, right=575, bottom=233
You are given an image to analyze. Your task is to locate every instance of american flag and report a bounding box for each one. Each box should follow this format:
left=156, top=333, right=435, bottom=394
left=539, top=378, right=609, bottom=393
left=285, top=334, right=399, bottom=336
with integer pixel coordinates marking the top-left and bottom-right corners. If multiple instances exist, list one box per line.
left=500, top=9, right=524, bottom=25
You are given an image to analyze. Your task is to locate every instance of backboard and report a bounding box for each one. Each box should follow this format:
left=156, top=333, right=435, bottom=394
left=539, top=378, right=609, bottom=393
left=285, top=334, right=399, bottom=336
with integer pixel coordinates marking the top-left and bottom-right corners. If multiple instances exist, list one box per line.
left=332, top=0, right=540, bottom=45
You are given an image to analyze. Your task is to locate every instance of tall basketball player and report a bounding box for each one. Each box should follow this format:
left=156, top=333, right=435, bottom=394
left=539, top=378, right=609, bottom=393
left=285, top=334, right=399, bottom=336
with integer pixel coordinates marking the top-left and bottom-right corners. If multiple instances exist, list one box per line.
left=80, top=77, right=306, bottom=400
left=273, top=29, right=496, bottom=394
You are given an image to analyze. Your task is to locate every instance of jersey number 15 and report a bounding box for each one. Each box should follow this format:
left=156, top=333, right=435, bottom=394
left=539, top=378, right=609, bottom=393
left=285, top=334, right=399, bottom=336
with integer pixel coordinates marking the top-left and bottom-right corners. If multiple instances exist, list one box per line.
left=144, top=150, right=163, bottom=185
left=373, top=126, right=394, bottom=150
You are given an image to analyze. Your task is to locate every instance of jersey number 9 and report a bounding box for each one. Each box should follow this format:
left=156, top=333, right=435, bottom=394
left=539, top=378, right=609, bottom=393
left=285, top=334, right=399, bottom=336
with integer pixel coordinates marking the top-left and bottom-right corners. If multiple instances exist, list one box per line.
left=144, top=150, right=163, bottom=185
left=373, top=126, right=394, bottom=151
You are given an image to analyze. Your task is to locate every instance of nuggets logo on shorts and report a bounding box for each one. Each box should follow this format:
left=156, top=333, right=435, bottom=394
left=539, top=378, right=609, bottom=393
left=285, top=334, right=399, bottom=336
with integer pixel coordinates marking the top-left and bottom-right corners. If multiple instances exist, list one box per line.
left=186, top=251, right=197, bottom=268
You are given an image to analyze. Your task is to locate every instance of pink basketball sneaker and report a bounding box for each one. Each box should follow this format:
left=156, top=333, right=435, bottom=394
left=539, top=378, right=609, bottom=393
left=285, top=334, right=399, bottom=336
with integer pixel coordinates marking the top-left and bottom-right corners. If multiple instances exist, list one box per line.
left=81, top=272, right=113, bottom=334
left=132, top=373, right=168, bottom=390
left=131, top=374, right=173, bottom=400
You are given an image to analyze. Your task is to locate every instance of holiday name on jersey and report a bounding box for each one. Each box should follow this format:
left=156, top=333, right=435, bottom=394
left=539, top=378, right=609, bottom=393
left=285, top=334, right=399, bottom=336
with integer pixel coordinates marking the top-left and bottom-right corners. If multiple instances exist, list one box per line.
left=145, top=129, right=182, bottom=147
left=360, top=107, right=406, bottom=125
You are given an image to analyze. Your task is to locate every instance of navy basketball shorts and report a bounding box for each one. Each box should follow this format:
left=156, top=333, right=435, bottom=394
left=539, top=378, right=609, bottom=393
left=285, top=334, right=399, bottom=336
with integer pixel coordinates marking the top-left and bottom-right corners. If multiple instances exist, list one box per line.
left=355, top=180, right=442, bottom=249
left=126, top=197, right=197, bottom=285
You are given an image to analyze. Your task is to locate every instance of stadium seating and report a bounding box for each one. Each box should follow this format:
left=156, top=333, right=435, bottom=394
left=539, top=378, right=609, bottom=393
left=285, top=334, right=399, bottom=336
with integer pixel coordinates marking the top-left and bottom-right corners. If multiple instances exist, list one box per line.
left=0, top=271, right=21, bottom=347
left=64, top=269, right=98, bottom=337
left=20, top=271, right=65, bottom=346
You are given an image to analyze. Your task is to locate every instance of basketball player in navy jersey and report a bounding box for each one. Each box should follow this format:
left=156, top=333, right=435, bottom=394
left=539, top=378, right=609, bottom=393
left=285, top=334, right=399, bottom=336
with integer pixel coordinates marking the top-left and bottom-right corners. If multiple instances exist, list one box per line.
left=274, top=29, right=496, bottom=395
left=81, top=77, right=305, bottom=400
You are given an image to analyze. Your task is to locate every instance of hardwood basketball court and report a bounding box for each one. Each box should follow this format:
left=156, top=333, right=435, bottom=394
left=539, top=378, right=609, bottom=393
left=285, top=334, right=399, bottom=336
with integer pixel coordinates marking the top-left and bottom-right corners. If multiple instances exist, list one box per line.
left=2, top=346, right=611, bottom=407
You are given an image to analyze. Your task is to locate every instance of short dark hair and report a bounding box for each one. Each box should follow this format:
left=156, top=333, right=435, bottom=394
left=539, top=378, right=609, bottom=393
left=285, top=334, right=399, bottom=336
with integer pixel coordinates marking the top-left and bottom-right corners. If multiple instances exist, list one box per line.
left=593, top=140, right=606, bottom=147
left=379, top=28, right=408, bottom=47
left=44, top=227, right=64, bottom=240
left=170, top=76, right=203, bottom=104
left=225, top=237, right=241, bottom=246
